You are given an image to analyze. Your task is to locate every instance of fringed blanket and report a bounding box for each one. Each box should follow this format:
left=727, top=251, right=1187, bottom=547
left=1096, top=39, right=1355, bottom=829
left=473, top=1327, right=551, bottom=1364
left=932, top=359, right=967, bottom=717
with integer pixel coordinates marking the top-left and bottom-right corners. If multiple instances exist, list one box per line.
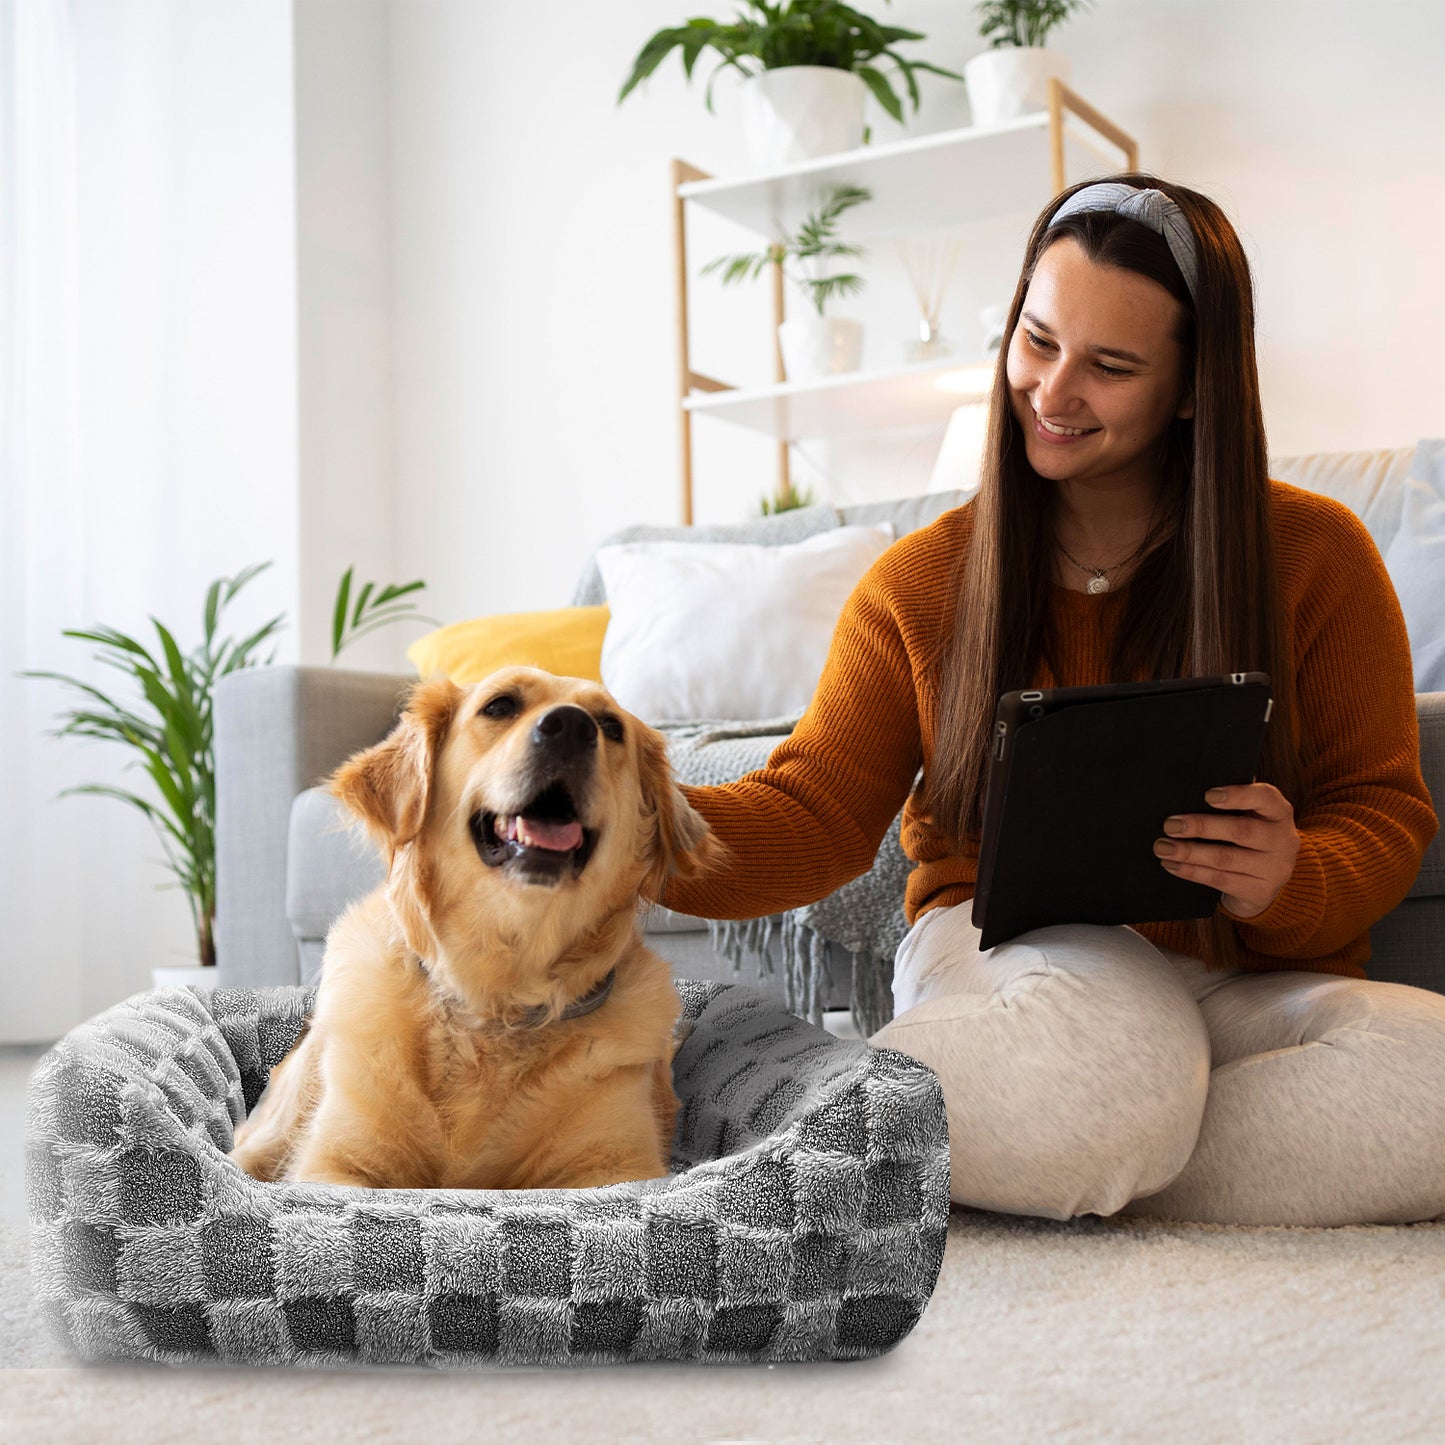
left=661, top=717, right=912, bottom=1039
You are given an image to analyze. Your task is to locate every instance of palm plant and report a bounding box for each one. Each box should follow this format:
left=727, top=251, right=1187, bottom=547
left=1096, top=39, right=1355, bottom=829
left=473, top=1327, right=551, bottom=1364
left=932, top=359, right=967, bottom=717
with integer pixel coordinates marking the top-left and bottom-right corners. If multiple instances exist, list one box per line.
left=975, top=0, right=1092, bottom=49
left=23, top=564, right=283, bottom=968
left=703, top=184, right=873, bottom=318
left=27, top=564, right=437, bottom=968
left=618, top=0, right=962, bottom=123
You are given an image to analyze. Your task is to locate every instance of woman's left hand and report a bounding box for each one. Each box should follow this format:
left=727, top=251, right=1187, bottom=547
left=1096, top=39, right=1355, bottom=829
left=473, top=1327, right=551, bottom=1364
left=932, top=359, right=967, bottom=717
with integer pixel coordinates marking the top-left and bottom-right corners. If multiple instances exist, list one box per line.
left=1154, top=782, right=1300, bottom=919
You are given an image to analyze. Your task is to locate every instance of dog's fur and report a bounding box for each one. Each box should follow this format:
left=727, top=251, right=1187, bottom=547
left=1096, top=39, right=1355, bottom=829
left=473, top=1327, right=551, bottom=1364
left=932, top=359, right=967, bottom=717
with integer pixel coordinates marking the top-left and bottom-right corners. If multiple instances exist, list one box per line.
left=229, top=667, right=721, bottom=1190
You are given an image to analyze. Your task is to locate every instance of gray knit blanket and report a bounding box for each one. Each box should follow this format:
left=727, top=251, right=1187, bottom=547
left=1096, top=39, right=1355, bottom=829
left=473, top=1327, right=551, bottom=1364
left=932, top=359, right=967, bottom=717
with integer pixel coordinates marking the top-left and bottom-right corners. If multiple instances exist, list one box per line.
left=661, top=718, right=911, bottom=1039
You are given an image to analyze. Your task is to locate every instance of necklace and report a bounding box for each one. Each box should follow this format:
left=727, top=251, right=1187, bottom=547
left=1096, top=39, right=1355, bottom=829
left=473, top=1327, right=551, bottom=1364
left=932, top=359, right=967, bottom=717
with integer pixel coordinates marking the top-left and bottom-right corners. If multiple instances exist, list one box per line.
left=1056, top=498, right=1164, bottom=594
left=1057, top=537, right=1150, bottom=594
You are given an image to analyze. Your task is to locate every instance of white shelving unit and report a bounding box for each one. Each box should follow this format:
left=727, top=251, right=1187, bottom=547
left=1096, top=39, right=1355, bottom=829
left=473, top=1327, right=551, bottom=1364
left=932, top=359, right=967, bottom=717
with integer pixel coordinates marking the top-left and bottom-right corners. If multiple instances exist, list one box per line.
left=683, top=356, right=997, bottom=441
left=670, top=80, right=1138, bottom=522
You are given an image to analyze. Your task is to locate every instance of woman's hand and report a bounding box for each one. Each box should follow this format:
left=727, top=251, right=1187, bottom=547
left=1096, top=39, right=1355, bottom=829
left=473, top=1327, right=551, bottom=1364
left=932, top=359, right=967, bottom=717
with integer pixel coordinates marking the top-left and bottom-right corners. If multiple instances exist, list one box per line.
left=1153, top=783, right=1300, bottom=919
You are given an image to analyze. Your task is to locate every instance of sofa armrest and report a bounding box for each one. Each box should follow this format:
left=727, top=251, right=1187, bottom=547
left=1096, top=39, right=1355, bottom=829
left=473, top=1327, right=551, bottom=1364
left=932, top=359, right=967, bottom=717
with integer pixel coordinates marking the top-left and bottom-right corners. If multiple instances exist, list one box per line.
left=214, top=666, right=411, bottom=989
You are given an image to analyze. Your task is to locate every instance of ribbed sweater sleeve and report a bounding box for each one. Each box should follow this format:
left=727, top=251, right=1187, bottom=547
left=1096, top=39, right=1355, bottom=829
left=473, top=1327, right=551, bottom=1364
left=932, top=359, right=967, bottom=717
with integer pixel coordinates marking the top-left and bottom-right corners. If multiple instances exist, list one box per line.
left=1217, top=494, right=1438, bottom=958
left=659, top=550, right=923, bottom=921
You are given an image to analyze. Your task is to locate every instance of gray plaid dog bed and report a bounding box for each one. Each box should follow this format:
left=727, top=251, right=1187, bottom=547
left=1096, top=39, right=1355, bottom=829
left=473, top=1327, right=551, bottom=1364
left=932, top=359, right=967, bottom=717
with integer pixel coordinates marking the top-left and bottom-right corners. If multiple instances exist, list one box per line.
left=27, top=979, right=950, bottom=1368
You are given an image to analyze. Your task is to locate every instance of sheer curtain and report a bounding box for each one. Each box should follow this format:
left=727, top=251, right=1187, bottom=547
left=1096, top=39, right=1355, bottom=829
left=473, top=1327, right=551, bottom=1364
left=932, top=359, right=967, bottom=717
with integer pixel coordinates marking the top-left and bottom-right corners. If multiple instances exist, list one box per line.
left=1, top=0, right=301, bottom=1042
left=0, top=0, right=88, bottom=1039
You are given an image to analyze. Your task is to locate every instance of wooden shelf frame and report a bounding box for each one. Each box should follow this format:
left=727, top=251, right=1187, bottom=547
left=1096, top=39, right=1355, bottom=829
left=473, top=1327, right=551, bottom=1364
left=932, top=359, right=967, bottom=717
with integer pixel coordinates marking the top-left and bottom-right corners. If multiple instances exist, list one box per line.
left=670, top=80, right=1138, bottom=524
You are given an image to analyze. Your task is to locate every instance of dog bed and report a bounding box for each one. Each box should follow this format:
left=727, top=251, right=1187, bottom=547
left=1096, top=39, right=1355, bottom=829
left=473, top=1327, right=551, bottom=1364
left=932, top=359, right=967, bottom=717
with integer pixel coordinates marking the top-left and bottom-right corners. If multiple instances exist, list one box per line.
left=26, top=979, right=949, bottom=1368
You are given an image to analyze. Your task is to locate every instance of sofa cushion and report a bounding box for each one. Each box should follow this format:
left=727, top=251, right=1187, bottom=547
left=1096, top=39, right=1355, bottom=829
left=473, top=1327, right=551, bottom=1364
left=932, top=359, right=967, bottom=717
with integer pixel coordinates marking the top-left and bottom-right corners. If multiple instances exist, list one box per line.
left=571, top=503, right=841, bottom=608
left=407, top=606, right=610, bottom=685
left=1269, top=446, right=1414, bottom=558
left=1383, top=440, right=1445, bottom=695
left=837, top=487, right=973, bottom=537
left=596, top=525, right=894, bottom=724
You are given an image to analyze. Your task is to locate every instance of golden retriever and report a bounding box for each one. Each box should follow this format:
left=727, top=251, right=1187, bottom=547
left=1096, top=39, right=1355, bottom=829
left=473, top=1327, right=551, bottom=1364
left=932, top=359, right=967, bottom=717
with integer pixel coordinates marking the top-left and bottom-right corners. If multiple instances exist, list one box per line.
left=229, top=666, right=719, bottom=1191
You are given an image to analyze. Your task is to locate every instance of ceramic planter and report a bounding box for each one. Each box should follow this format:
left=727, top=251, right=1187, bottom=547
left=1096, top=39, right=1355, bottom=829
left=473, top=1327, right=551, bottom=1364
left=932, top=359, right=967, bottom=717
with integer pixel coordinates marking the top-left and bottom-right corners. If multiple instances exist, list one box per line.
left=740, top=66, right=868, bottom=167
left=963, top=47, right=1071, bottom=127
left=778, top=316, right=864, bottom=383
left=151, top=963, right=214, bottom=991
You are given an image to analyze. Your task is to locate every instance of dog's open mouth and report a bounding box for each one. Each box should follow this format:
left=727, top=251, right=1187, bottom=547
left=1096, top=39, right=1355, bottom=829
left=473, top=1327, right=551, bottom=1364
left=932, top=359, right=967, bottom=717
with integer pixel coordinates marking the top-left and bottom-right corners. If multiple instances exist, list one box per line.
left=471, top=781, right=598, bottom=883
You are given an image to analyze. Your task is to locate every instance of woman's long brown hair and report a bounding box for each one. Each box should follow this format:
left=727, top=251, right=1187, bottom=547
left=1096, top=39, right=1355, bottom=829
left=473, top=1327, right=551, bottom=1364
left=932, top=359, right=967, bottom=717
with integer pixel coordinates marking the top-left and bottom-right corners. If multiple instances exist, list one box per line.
left=925, top=173, right=1305, bottom=970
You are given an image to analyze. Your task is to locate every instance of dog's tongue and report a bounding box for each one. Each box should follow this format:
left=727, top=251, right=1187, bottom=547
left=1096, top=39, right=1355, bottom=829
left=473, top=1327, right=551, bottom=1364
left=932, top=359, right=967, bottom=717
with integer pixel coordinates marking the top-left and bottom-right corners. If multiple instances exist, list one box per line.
left=513, top=814, right=583, bottom=853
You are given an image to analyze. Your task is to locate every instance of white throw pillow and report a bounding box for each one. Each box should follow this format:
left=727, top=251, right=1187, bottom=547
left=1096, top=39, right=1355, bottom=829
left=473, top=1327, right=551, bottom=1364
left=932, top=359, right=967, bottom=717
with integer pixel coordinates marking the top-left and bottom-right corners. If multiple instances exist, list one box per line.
left=595, top=524, right=895, bottom=723
left=1382, top=438, right=1445, bottom=694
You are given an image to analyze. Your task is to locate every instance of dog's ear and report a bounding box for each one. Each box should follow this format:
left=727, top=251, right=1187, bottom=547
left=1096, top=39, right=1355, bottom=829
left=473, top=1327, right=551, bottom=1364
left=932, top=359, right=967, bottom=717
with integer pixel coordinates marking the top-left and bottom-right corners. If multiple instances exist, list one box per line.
left=636, top=725, right=726, bottom=901
left=330, top=677, right=462, bottom=859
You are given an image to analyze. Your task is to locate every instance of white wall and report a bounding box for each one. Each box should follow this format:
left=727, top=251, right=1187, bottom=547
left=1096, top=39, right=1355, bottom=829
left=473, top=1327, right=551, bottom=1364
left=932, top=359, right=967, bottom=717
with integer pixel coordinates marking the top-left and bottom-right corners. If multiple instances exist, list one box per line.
left=377, top=0, right=1445, bottom=630
left=294, top=0, right=403, bottom=672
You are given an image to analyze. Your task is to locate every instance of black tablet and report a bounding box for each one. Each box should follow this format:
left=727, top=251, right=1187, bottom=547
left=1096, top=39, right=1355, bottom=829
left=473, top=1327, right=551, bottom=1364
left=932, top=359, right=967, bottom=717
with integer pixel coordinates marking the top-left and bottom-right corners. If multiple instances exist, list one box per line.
left=971, top=673, right=1273, bottom=951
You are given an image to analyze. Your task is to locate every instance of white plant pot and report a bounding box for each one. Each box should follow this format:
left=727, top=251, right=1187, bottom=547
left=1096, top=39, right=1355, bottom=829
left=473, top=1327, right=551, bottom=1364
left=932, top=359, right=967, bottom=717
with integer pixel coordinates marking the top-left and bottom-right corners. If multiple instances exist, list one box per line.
left=778, top=316, right=864, bottom=383
left=740, top=66, right=868, bottom=168
left=963, top=47, right=1071, bottom=128
left=151, top=964, right=215, bottom=991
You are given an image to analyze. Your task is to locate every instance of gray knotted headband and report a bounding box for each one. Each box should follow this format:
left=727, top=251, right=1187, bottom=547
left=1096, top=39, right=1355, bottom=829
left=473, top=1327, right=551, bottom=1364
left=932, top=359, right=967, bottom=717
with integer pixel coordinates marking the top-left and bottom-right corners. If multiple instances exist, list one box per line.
left=1047, top=182, right=1200, bottom=301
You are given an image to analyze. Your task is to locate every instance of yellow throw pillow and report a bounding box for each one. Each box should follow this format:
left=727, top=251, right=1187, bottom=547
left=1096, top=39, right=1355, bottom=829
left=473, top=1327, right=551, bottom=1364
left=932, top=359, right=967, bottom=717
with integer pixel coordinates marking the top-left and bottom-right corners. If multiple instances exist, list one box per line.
left=407, top=606, right=610, bottom=684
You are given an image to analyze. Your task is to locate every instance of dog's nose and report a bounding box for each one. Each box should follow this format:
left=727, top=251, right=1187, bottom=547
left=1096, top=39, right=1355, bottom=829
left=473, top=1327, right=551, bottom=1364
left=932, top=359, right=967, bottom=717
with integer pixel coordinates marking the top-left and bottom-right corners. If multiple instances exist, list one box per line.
left=532, top=705, right=598, bottom=757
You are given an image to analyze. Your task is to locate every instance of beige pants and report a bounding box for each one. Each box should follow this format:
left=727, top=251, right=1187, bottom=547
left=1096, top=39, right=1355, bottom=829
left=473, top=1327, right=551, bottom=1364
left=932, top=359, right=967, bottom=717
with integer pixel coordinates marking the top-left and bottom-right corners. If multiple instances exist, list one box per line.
left=869, top=906, right=1445, bottom=1227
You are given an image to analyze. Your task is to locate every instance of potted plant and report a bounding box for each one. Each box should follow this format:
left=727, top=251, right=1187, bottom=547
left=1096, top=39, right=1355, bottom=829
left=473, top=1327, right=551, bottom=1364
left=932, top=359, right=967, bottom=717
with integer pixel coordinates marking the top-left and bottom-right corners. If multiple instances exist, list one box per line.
left=760, top=477, right=818, bottom=515
left=965, top=0, right=1092, bottom=129
left=702, top=184, right=872, bottom=383
left=618, top=1, right=963, bottom=168
left=26, top=565, right=434, bottom=989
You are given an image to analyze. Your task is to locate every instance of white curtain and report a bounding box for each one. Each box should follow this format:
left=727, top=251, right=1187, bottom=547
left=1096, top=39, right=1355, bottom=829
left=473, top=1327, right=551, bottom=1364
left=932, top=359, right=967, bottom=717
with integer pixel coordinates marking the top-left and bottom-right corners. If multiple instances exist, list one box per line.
left=1, top=0, right=300, bottom=1043
left=0, top=0, right=88, bottom=1039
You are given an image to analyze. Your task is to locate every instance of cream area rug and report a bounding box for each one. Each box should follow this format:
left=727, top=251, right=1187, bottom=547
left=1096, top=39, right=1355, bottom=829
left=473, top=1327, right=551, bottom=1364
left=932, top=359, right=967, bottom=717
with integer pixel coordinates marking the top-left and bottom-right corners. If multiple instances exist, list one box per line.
left=3, top=1207, right=1443, bottom=1444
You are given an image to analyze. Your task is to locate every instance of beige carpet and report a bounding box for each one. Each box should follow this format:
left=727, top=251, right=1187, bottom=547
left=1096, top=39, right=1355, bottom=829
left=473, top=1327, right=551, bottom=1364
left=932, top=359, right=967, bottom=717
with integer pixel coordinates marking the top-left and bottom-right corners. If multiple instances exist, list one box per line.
left=4, top=1207, right=1444, bottom=1445
left=6, top=1045, right=1443, bottom=1442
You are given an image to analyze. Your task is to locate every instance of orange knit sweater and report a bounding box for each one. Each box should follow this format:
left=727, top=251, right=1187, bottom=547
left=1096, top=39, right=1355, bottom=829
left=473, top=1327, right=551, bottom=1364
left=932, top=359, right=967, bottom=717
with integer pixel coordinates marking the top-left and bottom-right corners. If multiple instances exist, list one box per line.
left=663, top=480, right=1438, bottom=978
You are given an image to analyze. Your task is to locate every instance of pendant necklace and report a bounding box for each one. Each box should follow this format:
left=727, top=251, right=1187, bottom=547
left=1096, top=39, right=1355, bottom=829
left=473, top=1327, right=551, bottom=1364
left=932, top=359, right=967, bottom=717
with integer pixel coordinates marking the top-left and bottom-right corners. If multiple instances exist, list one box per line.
left=1057, top=500, right=1163, bottom=594
left=1057, top=538, right=1149, bottom=593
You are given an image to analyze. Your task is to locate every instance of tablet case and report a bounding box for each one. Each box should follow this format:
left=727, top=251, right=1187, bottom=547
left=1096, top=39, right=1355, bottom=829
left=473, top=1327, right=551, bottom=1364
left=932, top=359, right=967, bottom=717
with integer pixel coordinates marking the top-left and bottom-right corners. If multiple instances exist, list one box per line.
left=971, top=673, right=1273, bottom=951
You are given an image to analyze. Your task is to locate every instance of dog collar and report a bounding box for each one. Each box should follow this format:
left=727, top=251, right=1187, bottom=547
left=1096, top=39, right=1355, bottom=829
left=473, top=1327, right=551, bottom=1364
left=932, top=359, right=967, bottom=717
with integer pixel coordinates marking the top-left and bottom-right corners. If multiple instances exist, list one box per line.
left=412, top=955, right=617, bottom=1030
left=516, top=967, right=617, bottom=1028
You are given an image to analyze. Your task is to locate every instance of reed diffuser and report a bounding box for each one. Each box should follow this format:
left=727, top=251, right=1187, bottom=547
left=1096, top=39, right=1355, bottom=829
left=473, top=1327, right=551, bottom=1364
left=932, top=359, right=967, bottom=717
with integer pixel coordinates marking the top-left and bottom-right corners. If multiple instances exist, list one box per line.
left=897, top=231, right=964, bottom=363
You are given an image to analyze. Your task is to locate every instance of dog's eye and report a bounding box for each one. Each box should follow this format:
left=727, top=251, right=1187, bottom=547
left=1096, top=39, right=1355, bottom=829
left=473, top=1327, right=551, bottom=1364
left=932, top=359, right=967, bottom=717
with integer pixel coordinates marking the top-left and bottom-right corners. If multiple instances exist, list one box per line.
left=480, top=695, right=517, bottom=720
left=598, top=715, right=624, bottom=744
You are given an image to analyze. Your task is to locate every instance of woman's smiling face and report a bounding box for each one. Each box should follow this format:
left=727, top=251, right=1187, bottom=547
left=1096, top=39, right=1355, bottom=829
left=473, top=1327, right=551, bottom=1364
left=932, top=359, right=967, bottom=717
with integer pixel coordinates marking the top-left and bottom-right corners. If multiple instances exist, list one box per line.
left=1006, top=235, right=1195, bottom=493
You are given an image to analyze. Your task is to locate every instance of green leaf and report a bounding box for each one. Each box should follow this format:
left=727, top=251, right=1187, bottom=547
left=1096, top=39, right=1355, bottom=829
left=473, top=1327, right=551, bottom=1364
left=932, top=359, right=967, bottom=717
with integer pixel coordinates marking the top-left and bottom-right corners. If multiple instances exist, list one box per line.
left=371, top=580, right=426, bottom=606
left=332, top=613, right=437, bottom=656
left=203, top=580, right=221, bottom=647
left=151, top=620, right=203, bottom=751
left=62, top=626, right=160, bottom=672
left=856, top=64, right=903, bottom=123
left=618, top=25, right=713, bottom=104
left=704, top=54, right=753, bottom=114
left=21, top=671, right=155, bottom=736
left=222, top=560, right=272, bottom=604
left=332, top=566, right=354, bottom=658
left=61, top=782, right=163, bottom=823
left=905, top=59, right=966, bottom=82
left=216, top=615, right=286, bottom=676
left=350, top=581, right=375, bottom=630
left=883, top=50, right=922, bottom=112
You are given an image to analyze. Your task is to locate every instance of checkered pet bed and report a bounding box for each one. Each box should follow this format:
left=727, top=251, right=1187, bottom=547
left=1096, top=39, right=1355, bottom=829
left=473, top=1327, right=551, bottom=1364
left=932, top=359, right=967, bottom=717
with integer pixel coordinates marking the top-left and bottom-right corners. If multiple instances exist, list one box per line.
left=27, top=979, right=950, bottom=1368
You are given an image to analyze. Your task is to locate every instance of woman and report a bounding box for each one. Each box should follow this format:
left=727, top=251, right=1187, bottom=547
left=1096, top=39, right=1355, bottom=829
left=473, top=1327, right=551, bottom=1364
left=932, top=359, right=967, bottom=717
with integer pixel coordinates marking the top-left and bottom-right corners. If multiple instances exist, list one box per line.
left=657, top=173, right=1443, bottom=1229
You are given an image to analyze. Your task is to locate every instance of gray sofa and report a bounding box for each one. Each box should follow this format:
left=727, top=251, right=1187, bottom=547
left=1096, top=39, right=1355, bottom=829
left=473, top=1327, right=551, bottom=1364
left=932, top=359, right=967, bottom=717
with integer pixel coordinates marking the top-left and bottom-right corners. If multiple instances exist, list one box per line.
left=215, top=450, right=1445, bottom=1008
